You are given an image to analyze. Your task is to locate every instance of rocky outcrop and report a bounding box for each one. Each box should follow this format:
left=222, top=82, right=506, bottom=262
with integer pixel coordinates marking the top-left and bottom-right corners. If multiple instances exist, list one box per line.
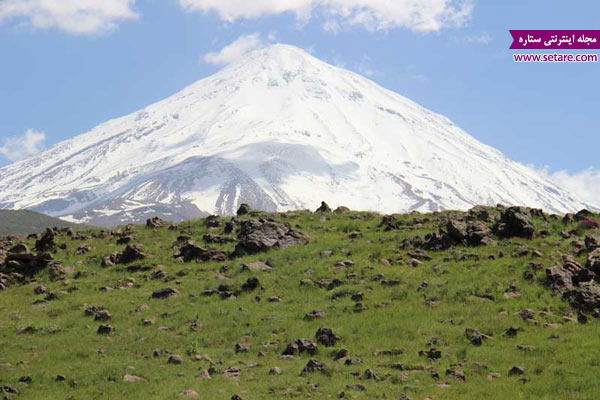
left=234, top=219, right=308, bottom=256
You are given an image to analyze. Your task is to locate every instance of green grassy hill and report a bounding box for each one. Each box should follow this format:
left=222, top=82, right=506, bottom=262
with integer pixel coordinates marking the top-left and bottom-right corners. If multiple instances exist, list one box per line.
left=0, top=205, right=599, bottom=399
left=0, top=210, right=89, bottom=236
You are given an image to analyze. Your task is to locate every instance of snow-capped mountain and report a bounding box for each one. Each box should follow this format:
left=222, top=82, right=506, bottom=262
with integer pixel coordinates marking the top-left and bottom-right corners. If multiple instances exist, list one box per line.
left=0, top=44, right=590, bottom=226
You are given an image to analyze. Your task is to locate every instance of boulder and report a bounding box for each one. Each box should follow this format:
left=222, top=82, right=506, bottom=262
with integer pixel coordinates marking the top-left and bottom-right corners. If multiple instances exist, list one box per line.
left=35, top=228, right=56, bottom=252
left=234, top=219, right=308, bottom=255
left=494, top=207, right=535, bottom=239
left=236, top=203, right=250, bottom=216
left=315, top=327, right=340, bottom=347
left=146, top=217, right=164, bottom=228
left=315, top=201, right=332, bottom=213
left=174, top=242, right=227, bottom=262
left=282, top=339, right=318, bottom=356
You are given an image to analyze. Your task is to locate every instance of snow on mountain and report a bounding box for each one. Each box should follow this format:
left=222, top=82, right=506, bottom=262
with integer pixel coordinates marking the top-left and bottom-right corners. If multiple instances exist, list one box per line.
left=0, top=44, right=591, bottom=226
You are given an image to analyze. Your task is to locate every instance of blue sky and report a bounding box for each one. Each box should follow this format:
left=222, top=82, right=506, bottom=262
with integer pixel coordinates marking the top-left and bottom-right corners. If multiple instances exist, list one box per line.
left=0, top=0, right=599, bottom=202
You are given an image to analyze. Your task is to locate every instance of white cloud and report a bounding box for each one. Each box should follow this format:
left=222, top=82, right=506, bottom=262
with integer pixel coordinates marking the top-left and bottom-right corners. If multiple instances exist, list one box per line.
left=0, top=0, right=138, bottom=34
left=179, top=0, right=475, bottom=33
left=0, top=129, right=46, bottom=162
left=536, top=166, right=600, bottom=207
left=454, top=31, right=492, bottom=45
left=354, top=55, right=381, bottom=77
left=203, top=33, right=264, bottom=65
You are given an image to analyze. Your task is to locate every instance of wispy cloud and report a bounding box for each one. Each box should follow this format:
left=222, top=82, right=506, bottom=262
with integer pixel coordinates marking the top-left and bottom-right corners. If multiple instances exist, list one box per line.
left=203, top=33, right=264, bottom=65
left=536, top=166, right=600, bottom=207
left=179, top=0, right=475, bottom=33
left=354, top=55, right=381, bottom=77
left=453, top=31, right=492, bottom=45
left=0, top=0, right=138, bottom=35
left=0, top=129, right=46, bottom=162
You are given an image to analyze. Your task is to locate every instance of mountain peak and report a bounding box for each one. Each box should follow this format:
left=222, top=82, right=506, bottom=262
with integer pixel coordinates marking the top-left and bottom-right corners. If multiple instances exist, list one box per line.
left=223, top=43, right=325, bottom=76
left=0, top=45, right=591, bottom=226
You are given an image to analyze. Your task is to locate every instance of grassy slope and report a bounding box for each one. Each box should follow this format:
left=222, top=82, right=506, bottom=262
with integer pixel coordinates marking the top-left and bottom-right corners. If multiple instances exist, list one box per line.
left=0, top=210, right=88, bottom=236
left=0, top=210, right=599, bottom=399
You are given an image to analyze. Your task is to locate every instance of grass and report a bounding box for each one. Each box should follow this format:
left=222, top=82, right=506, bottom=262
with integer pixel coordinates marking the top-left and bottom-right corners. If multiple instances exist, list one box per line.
left=1, top=209, right=599, bottom=399
left=0, top=210, right=89, bottom=236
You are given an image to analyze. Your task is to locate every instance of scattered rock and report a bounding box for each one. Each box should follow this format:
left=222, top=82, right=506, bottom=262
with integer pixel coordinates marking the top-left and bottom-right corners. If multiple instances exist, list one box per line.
left=241, top=261, right=272, bottom=272
left=168, top=355, right=184, bottom=365
left=123, top=375, right=144, bottom=382
left=146, top=217, right=164, bottom=228
left=241, top=277, right=260, bottom=291
left=301, top=359, right=325, bottom=375
left=151, top=287, right=180, bottom=299
left=234, top=219, right=309, bottom=256
left=315, top=201, right=332, bottom=213
left=305, top=310, right=325, bottom=320
left=494, top=207, right=535, bottom=239
left=315, top=327, right=339, bottom=347
left=237, top=203, right=250, bottom=216
left=269, top=366, right=282, bottom=375
left=97, top=325, right=113, bottom=335
left=282, top=339, right=318, bottom=356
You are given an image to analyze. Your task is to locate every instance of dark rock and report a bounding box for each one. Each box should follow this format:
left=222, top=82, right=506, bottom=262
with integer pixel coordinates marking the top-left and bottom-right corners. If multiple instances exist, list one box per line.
left=117, top=244, right=147, bottom=264
left=168, top=355, right=184, bottom=365
left=586, top=249, right=600, bottom=275
left=94, top=310, right=112, bottom=321
left=575, top=209, right=595, bottom=221
left=268, top=366, right=282, bottom=375
left=494, top=207, right=535, bottom=239
left=332, top=348, right=348, bottom=360
left=235, top=219, right=308, bottom=256
left=315, top=201, right=332, bottom=213
left=305, top=310, right=325, bottom=320
left=379, top=214, right=404, bottom=231
left=508, top=366, right=525, bottom=376
left=236, top=203, right=250, bottom=216
left=116, top=235, right=134, bottom=245
left=563, top=285, right=600, bottom=313
left=103, top=244, right=146, bottom=266
left=205, top=215, right=221, bottom=228
left=301, top=359, right=325, bottom=375
left=234, top=343, right=250, bottom=353
left=465, top=328, right=490, bottom=346
left=97, top=325, right=113, bottom=335
left=562, top=213, right=575, bottom=224
left=241, top=277, right=260, bottom=291
left=315, top=327, right=339, bottom=347
left=8, top=243, right=28, bottom=254
left=75, top=245, right=92, bottom=255
left=446, top=368, right=466, bottom=381
left=175, top=243, right=227, bottom=263
left=282, top=339, right=318, bottom=356
left=585, top=235, right=600, bottom=252
left=224, top=220, right=237, bottom=234
left=203, top=234, right=235, bottom=244
left=35, top=228, right=56, bottom=252
left=419, top=348, right=441, bottom=360
left=503, top=327, right=520, bottom=337
left=146, top=217, right=164, bottom=228
left=151, top=287, right=180, bottom=299
left=363, top=368, right=381, bottom=381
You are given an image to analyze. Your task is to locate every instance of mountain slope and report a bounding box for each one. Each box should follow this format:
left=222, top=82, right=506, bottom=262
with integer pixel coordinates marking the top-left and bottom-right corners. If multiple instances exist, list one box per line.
left=0, top=44, right=591, bottom=226
left=0, top=210, right=89, bottom=236
left=1, top=208, right=600, bottom=399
